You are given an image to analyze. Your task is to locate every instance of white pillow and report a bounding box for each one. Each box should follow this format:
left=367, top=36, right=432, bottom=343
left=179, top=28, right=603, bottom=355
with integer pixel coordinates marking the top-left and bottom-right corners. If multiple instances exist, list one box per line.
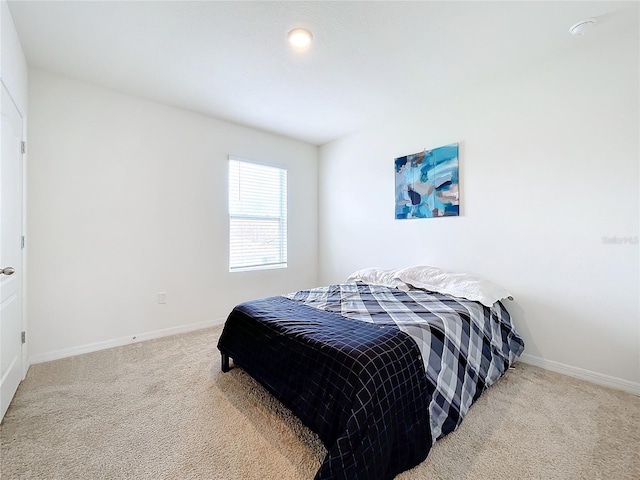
left=346, top=267, right=410, bottom=291
left=394, top=265, right=512, bottom=307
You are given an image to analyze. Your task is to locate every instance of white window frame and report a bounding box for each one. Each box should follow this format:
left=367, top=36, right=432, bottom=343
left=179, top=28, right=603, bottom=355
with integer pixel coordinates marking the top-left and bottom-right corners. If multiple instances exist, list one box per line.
left=228, top=156, right=288, bottom=272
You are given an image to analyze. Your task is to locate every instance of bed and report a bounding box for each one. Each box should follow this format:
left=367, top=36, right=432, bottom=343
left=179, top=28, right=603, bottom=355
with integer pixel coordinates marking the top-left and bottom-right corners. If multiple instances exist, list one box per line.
left=217, top=266, right=524, bottom=480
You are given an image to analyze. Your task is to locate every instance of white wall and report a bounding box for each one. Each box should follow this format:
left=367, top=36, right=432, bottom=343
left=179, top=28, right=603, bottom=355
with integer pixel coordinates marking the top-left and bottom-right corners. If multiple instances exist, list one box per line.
left=319, top=29, right=639, bottom=387
left=27, top=69, right=318, bottom=360
left=1, top=0, right=27, bottom=114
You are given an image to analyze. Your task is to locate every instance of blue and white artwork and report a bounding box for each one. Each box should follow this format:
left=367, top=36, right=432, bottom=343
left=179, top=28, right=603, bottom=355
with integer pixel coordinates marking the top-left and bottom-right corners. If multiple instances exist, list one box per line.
left=395, top=143, right=459, bottom=219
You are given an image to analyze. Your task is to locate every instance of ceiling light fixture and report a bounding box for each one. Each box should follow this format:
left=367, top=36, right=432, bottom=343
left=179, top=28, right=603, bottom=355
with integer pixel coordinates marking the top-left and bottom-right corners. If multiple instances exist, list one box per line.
left=288, top=28, right=313, bottom=51
left=569, top=18, right=596, bottom=36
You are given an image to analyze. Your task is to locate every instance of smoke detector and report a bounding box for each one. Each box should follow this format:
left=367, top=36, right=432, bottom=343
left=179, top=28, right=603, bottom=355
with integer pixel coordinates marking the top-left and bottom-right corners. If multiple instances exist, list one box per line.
left=569, top=18, right=596, bottom=36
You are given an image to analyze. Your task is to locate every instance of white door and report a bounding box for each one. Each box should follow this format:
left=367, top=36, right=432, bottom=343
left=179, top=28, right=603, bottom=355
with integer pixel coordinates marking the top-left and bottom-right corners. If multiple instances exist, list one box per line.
left=0, top=84, right=24, bottom=421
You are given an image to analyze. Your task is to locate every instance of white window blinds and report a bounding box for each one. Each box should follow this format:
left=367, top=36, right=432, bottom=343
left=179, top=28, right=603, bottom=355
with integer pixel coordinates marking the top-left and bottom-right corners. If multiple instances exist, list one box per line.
left=228, top=158, right=287, bottom=272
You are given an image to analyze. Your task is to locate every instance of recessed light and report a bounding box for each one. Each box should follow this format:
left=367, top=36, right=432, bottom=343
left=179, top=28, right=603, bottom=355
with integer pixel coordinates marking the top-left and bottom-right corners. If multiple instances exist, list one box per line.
left=569, top=18, right=596, bottom=36
left=288, top=28, right=313, bottom=51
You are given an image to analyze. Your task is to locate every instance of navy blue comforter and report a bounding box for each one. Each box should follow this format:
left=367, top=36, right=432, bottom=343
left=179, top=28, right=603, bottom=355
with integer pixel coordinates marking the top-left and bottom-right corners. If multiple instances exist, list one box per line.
left=217, top=296, right=433, bottom=480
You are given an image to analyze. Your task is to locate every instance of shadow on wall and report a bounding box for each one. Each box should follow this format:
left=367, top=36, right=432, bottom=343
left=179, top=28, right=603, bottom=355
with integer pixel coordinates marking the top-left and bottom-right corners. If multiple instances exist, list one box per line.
left=505, top=295, right=640, bottom=389
left=504, top=300, right=535, bottom=359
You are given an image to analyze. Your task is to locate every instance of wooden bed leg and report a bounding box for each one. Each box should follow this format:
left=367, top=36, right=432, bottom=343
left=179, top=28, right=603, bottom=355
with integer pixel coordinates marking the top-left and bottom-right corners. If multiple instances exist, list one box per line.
left=221, top=352, right=230, bottom=373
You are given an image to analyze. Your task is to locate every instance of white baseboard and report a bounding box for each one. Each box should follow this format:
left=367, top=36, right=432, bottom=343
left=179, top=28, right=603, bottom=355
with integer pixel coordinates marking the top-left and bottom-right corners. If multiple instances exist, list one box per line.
left=28, top=326, right=639, bottom=396
left=518, top=353, right=640, bottom=396
left=28, top=318, right=226, bottom=365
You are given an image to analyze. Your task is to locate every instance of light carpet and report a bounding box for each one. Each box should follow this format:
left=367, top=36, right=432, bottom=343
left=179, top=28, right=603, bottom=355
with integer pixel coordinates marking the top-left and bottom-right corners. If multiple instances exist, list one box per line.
left=1, top=326, right=638, bottom=479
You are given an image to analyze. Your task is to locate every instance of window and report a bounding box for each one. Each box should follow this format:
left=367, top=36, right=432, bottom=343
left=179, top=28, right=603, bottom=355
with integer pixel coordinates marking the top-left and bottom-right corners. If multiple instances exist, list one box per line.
left=228, top=157, right=287, bottom=272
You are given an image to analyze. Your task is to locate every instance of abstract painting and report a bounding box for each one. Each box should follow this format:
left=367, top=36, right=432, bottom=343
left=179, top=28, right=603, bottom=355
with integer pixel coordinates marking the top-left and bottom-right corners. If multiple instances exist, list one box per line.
left=395, top=143, right=459, bottom=219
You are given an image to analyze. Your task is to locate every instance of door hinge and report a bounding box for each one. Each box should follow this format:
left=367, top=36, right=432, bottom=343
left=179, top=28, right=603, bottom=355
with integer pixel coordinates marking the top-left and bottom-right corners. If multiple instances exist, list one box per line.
left=21, top=235, right=25, bottom=249
left=21, top=331, right=25, bottom=344
left=21, top=141, right=25, bottom=154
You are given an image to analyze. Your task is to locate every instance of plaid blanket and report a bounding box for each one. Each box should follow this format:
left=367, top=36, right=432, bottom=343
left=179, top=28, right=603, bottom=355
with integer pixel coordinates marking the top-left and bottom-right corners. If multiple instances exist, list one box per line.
left=284, top=282, right=524, bottom=441
left=218, top=296, right=433, bottom=480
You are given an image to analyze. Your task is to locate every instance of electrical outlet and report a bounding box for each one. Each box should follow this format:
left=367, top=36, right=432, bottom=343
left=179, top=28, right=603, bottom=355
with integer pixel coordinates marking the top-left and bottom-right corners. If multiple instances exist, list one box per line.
left=158, top=292, right=167, bottom=304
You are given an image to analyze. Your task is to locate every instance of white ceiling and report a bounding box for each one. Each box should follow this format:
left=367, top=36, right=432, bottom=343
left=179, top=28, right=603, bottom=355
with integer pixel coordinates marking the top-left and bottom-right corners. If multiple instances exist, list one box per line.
left=7, top=1, right=638, bottom=145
